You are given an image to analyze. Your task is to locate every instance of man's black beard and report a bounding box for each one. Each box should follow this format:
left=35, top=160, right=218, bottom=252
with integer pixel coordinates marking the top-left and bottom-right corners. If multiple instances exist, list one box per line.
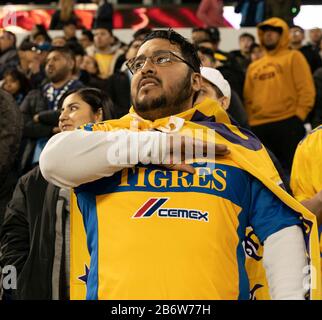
left=263, top=43, right=278, bottom=51
left=47, top=70, right=70, bottom=84
left=133, top=72, right=193, bottom=120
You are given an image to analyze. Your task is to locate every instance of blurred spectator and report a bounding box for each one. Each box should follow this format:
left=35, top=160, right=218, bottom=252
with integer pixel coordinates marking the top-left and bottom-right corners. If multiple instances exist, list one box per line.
left=66, top=42, right=86, bottom=77
left=197, top=66, right=249, bottom=129
left=105, top=38, right=143, bottom=118
left=197, top=43, right=245, bottom=100
left=244, top=18, right=315, bottom=174
left=311, top=68, right=322, bottom=128
left=92, top=0, right=114, bottom=31
left=0, top=30, right=19, bottom=80
left=308, top=27, right=322, bottom=53
left=21, top=24, right=51, bottom=48
left=79, top=29, right=95, bottom=53
left=230, top=32, right=255, bottom=73
left=289, top=25, right=322, bottom=73
left=50, top=0, right=81, bottom=30
left=133, top=28, right=152, bottom=41
left=52, top=36, right=67, bottom=47
left=249, top=43, right=264, bottom=62
left=80, top=55, right=107, bottom=91
left=197, top=46, right=217, bottom=68
left=91, top=25, right=123, bottom=79
left=63, top=21, right=79, bottom=44
left=191, top=27, right=221, bottom=51
left=291, top=126, right=322, bottom=227
left=235, top=0, right=265, bottom=27
left=2, top=68, right=31, bottom=105
left=0, top=88, right=112, bottom=300
left=0, top=89, right=22, bottom=229
left=266, top=0, right=301, bottom=27
left=17, top=42, right=40, bottom=78
left=19, top=47, right=83, bottom=174
left=197, top=0, right=232, bottom=27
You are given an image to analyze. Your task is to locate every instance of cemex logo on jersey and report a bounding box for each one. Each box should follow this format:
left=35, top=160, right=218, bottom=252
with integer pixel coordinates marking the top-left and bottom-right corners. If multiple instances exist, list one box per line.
left=132, top=198, right=209, bottom=222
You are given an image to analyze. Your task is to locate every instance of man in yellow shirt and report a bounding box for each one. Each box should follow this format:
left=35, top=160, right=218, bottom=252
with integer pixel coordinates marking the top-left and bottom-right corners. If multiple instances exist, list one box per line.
left=291, top=125, right=322, bottom=226
left=244, top=18, right=315, bottom=174
left=90, top=24, right=121, bottom=79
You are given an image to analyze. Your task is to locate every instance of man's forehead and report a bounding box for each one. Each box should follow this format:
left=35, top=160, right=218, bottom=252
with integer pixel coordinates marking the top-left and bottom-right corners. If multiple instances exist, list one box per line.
left=136, top=38, right=180, bottom=57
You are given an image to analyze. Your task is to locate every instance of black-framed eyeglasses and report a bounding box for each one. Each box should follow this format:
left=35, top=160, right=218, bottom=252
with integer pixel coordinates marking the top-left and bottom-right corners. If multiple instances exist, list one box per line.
left=126, top=50, right=197, bottom=74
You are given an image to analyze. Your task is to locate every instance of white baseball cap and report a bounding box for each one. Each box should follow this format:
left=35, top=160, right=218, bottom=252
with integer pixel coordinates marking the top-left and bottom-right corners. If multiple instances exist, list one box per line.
left=200, top=67, right=231, bottom=103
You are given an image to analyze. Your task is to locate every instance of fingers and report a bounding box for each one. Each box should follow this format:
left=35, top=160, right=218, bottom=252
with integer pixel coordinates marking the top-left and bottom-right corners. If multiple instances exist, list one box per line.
left=215, top=144, right=230, bottom=156
left=161, top=163, right=196, bottom=174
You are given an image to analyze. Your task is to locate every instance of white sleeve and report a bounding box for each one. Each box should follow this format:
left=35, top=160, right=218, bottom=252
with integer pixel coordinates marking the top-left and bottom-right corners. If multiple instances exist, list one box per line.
left=263, top=225, right=308, bottom=300
left=39, top=129, right=167, bottom=188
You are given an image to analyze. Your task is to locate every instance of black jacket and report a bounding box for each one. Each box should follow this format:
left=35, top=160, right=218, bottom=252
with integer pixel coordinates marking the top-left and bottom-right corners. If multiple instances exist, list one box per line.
left=299, top=45, right=322, bottom=74
left=0, top=90, right=23, bottom=227
left=0, top=166, right=62, bottom=300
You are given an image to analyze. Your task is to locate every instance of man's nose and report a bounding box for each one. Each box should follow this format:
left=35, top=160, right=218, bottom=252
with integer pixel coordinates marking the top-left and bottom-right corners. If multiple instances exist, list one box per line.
left=140, top=57, right=156, bottom=75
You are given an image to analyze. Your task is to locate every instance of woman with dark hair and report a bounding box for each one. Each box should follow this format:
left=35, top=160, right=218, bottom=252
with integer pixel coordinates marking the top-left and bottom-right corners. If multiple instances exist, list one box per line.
left=2, top=68, right=31, bottom=105
left=57, top=87, right=113, bottom=124
left=0, top=87, right=112, bottom=300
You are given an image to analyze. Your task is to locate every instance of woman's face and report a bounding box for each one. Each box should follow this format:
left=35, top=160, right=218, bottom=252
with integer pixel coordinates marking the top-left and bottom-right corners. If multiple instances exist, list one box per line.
left=2, top=75, right=20, bottom=95
left=59, top=93, right=102, bottom=131
left=80, top=55, right=98, bottom=74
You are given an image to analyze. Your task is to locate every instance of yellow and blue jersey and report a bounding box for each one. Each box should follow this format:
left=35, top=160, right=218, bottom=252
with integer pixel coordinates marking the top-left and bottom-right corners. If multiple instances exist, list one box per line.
left=75, top=160, right=301, bottom=300
left=70, top=99, right=322, bottom=300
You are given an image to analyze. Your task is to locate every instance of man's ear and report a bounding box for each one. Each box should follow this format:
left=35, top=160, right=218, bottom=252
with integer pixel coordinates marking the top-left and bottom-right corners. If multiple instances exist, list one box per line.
left=220, top=96, right=230, bottom=110
left=191, top=72, right=202, bottom=93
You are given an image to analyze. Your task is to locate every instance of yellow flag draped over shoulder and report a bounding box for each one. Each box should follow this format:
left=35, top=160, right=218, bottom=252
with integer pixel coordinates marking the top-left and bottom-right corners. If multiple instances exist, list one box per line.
left=70, top=98, right=321, bottom=300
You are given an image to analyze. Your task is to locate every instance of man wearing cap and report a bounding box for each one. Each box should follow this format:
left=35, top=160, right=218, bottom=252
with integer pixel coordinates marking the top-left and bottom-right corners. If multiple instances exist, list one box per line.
left=244, top=17, right=315, bottom=175
left=197, top=66, right=249, bottom=129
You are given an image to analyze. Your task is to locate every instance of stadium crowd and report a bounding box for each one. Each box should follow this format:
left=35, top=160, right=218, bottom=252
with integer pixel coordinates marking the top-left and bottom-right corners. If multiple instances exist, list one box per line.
left=0, top=1, right=321, bottom=301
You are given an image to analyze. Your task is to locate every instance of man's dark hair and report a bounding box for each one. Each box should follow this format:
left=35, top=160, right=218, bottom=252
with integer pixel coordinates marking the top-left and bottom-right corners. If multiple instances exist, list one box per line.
left=93, top=23, right=113, bottom=35
left=197, top=46, right=216, bottom=63
left=239, top=32, right=255, bottom=42
left=81, top=29, right=94, bottom=42
left=192, top=27, right=220, bottom=44
left=67, top=42, right=86, bottom=56
left=133, top=27, right=152, bottom=41
left=290, top=25, right=305, bottom=33
left=192, top=28, right=212, bottom=39
left=142, top=29, right=201, bottom=73
left=48, top=46, right=76, bottom=60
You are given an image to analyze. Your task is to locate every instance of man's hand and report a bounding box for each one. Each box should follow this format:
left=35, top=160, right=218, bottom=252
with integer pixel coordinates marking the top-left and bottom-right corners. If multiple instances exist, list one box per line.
left=160, top=133, right=230, bottom=174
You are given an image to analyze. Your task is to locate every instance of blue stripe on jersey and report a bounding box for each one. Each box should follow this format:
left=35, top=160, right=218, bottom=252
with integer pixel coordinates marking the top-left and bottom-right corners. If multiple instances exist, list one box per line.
left=76, top=193, right=99, bottom=300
